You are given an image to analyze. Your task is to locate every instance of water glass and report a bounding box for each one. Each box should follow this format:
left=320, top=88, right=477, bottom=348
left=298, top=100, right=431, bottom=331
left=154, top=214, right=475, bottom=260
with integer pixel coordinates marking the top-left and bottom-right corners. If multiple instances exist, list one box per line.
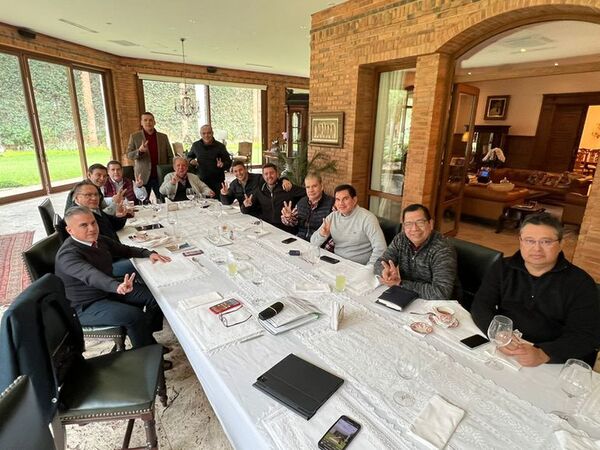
left=251, top=267, right=264, bottom=285
left=186, top=188, right=195, bottom=202
left=558, top=359, right=592, bottom=415
left=252, top=219, right=264, bottom=236
left=335, top=274, right=346, bottom=292
left=227, top=254, right=238, bottom=277
left=307, top=245, right=320, bottom=264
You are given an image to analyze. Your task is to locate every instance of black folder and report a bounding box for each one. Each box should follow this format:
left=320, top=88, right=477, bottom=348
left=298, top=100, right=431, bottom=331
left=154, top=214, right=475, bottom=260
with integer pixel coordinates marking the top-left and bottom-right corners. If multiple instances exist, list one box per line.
left=253, top=353, right=343, bottom=420
left=376, top=285, right=419, bottom=311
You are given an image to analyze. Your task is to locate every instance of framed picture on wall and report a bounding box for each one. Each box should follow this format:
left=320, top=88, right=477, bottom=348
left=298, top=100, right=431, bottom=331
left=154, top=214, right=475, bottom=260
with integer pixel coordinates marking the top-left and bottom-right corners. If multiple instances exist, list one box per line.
left=484, top=95, right=510, bottom=120
left=309, top=112, right=344, bottom=147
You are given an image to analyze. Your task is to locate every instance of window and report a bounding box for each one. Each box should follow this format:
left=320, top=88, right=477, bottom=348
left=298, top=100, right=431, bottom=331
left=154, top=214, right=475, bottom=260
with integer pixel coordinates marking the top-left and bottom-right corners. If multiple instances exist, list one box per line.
left=0, top=52, right=40, bottom=197
left=141, top=78, right=263, bottom=164
left=368, top=69, right=414, bottom=220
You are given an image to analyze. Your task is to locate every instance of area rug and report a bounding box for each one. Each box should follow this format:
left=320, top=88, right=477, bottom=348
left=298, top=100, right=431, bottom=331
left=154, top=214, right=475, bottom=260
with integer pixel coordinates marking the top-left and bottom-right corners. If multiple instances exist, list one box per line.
left=0, top=231, right=33, bottom=306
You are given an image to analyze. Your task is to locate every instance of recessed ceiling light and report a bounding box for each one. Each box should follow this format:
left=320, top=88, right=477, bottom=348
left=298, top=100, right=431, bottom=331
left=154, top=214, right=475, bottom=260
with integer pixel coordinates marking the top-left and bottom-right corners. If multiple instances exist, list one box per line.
left=467, top=72, right=472, bottom=75
left=554, top=62, right=559, bottom=66
left=106, top=22, right=112, bottom=25
left=189, top=19, right=196, bottom=24
left=520, top=48, right=527, bottom=53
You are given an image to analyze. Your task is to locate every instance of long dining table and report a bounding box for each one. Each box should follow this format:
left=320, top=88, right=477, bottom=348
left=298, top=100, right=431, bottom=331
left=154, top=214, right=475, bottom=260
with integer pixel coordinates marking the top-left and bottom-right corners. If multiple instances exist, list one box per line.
left=119, top=200, right=600, bottom=450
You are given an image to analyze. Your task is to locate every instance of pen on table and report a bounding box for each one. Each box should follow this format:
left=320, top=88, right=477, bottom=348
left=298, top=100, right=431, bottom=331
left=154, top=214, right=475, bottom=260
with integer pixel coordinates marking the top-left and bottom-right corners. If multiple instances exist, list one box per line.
left=239, top=333, right=264, bottom=344
left=192, top=256, right=204, bottom=267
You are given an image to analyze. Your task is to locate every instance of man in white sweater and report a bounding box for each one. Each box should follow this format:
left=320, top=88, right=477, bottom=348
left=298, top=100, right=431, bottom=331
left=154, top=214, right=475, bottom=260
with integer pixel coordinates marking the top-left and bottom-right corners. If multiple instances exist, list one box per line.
left=311, top=184, right=386, bottom=266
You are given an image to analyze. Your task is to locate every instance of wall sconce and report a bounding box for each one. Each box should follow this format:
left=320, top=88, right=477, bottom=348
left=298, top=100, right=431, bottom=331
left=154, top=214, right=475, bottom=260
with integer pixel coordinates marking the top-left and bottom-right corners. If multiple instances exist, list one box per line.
left=461, top=131, right=470, bottom=143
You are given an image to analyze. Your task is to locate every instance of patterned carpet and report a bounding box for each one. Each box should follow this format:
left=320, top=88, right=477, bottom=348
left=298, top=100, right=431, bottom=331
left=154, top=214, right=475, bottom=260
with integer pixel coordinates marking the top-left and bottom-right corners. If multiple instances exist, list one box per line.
left=0, top=231, right=33, bottom=306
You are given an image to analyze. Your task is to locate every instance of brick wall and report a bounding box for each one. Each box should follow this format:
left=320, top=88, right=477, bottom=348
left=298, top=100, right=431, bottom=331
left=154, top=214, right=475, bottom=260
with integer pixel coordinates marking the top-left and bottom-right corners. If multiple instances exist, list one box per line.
left=309, top=0, right=600, bottom=280
left=0, top=21, right=308, bottom=161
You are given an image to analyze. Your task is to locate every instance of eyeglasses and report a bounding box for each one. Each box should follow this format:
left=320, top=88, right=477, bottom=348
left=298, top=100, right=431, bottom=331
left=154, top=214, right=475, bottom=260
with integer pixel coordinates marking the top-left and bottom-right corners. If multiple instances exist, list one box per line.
left=219, top=306, right=252, bottom=328
left=78, top=193, right=100, bottom=198
left=403, top=219, right=429, bottom=229
left=520, top=238, right=560, bottom=248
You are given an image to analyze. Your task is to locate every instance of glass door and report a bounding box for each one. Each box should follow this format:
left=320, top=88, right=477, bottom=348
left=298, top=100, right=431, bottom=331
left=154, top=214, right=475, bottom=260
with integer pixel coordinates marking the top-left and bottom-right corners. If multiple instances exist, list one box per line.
left=435, top=84, right=479, bottom=235
left=0, top=52, right=43, bottom=199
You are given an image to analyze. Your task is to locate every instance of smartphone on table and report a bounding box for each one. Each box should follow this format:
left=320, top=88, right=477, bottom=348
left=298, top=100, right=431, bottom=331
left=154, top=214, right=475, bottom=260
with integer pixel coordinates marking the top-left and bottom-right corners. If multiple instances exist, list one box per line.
left=282, top=237, right=297, bottom=244
left=318, top=415, right=361, bottom=450
left=320, top=255, right=340, bottom=264
left=135, top=223, right=164, bottom=231
left=460, top=334, right=489, bottom=349
left=209, top=298, right=241, bottom=315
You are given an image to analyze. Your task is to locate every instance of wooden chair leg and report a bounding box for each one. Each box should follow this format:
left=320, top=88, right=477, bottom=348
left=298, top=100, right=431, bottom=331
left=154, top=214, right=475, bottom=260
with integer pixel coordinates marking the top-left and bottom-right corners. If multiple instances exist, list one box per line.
left=122, top=419, right=135, bottom=449
left=157, top=368, right=168, bottom=407
left=143, top=415, right=158, bottom=450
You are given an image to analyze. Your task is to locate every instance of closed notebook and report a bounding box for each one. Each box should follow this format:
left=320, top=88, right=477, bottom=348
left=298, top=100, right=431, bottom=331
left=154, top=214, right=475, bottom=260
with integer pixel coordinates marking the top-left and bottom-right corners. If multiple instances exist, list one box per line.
left=376, top=285, right=419, bottom=311
left=253, top=353, right=343, bottom=420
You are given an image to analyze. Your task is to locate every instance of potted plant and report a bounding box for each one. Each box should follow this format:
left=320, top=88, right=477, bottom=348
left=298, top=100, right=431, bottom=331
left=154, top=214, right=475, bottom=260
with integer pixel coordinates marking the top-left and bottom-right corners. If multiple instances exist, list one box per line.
left=276, top=142, right=337, bottom=186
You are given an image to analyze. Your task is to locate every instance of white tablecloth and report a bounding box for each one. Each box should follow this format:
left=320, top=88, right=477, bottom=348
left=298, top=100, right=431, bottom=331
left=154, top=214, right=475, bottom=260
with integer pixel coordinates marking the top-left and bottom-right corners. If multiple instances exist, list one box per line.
left=121, top=201, right=600, bottom=449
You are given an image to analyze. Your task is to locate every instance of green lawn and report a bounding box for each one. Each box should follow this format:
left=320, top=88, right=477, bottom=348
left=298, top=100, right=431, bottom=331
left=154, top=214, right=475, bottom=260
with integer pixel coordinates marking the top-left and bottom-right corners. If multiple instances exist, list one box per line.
left=0, top=147, right=112, bottom=188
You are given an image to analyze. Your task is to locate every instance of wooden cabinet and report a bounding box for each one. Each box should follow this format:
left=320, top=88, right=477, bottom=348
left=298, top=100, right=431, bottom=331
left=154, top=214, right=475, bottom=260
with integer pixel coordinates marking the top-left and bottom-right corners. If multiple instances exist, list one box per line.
left=285, top=92, right=308, bottom=157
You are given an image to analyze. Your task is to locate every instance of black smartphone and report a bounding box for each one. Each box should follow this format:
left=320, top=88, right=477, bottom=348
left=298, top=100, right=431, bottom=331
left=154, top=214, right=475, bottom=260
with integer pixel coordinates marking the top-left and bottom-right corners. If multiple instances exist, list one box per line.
left=281, top=237, right=297, bottom=244
left=318, top=415, right=361, bottom=450
left=288, top=249, right=301, bottom=256
left=320, top=255, right=340, bottom=264
left=135, top=223, right=164, bottom=231
left=460, top=334, right=490, bottom=349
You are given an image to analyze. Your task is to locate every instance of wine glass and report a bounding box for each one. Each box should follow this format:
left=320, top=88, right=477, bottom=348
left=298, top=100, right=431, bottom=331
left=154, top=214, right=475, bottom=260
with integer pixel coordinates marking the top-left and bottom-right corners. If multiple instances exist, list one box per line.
left=150, top=199, right=161, bottom=221
left=137, top=188, right=147, bottom=205
left=392, top=355, right=421, bottom=407
left=186, top=188, right=195, bottom=205
left=252, top=219, right=264, bottom=236
left=556, top=359, right=592, bottom=417
left=485, top=315, right=513, bottom=370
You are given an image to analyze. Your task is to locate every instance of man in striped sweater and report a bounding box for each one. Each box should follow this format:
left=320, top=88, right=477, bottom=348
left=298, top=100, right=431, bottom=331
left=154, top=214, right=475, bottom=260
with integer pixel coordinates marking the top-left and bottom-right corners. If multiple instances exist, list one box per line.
left=374, top=204, right=458, bottom=300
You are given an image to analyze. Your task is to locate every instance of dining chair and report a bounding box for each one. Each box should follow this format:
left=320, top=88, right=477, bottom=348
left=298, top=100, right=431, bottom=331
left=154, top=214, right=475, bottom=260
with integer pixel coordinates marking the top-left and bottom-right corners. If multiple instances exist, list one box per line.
left=377, top=216, right=401, bottom=246
left=447, top=237, right=503, bottom=311
left=0, top=274, right=166, bottom=450
left=156, top=164, right=175, bottom=200
left=0, top=375, right=56, bottom=450
left=122, top=165, right=135, bottom=181
left=22, top=232, right=127, bottom=352
left=235, top=142, right=253, bottom=168
left=38, top=198, right=57, bottom=236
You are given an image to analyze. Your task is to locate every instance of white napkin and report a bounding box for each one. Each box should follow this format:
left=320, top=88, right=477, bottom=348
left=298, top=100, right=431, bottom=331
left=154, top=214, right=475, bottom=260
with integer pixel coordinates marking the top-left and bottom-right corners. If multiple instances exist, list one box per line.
left=408, top=394, right=464, bottom=449
left=179, top=292, right=223, bottom=310
left=554, top=430, right=600, bottom=450
left=294, top=281, right=330, bottom=294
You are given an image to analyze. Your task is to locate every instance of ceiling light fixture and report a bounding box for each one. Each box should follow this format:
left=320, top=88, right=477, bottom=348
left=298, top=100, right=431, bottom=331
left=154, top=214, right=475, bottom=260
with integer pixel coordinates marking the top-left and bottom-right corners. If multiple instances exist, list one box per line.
left=174, top=38, right=199, bottom=119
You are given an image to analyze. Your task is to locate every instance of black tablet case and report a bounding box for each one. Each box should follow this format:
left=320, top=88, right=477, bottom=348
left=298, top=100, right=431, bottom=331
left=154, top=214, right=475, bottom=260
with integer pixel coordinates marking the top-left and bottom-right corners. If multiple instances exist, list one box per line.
left=253, top=353, right=343, bottom=420
left=376, top=285, right=419, bottom=310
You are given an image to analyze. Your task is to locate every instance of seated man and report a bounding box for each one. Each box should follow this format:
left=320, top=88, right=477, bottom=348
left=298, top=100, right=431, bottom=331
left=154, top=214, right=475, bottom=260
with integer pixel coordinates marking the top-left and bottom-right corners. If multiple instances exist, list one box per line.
left=55, top=206, right=172, bottom=348
left=159, top=157, right=214, bottom=201
left=311, top=184, right=386, bottom=266
left=281, top=172, right=334, bottom=241
left=104, top=160, right=148, bottom=205
left=471, top=213, right=600, bottom=367
left=242, top=163, right=305, bottom=232
left=220, top=160, right=292, bottom=214
left=374, top=204, right=458, bottom=299
left=64, top=163, right=124, bottom=215
left=56, top=181, right=132, bottom=277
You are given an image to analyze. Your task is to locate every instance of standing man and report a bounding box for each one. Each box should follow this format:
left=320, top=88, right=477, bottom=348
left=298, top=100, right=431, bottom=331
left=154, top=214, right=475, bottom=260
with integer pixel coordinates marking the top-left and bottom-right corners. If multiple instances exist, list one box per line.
left=375, top=204, right=458, bottom=299
left=471, top=213, right=600, bottom=367
left=243, top=163, right=305, bottom=232
left=187, top=124, right=232, bottom=195
left=127, top=112, right=174, bottom=200
left=311, top=184, right=386, bottom=266
left=159, top=157, right=214, bottom=201
left=281, top=172, right=334, bottom=241
left=55, top=206, right=172, bottom=349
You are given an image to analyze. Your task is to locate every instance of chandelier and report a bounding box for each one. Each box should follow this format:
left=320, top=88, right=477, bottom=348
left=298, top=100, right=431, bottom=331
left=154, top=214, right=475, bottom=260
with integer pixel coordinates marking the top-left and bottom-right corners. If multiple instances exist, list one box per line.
left=174, top=38, right=199, bottom=118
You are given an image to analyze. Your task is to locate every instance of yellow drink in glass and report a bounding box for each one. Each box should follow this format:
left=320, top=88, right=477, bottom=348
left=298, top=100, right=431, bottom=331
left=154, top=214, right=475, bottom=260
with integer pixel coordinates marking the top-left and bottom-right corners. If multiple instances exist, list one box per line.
left=228, top=261, right=238, bottom=276
left=335, top=274, right=346, bottom=292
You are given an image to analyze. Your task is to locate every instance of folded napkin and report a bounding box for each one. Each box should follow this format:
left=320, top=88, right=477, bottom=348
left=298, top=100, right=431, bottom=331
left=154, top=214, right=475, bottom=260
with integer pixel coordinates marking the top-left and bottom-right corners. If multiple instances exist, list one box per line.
left=179, top=292, right=223, bottom=310
left=294, top=281, right=330, bottom=294
left=408, top=394, right=464, bottom=449
left=480, top=343, right=522, bottom=371
left=580, top=383, right=600, bottom=424
left=554, top=430, right=600, bottom=450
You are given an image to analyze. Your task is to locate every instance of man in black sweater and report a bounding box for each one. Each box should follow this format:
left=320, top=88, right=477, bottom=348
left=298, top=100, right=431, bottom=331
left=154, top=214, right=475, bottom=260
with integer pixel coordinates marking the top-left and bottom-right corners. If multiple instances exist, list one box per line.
left=55, top=206, right=171, bottom=348
left=243, top=163, right=305, bottom=233
left=471, top=213, right=600, bottom=367
left=187, top=124, right=232, bottom=194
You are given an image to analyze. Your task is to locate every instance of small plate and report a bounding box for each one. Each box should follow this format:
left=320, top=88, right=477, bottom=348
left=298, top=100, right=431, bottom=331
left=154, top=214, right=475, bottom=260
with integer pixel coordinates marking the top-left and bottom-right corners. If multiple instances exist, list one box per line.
left=429, top=315, right=460, bottom=328
left=410, top=322, right=433, bottom=334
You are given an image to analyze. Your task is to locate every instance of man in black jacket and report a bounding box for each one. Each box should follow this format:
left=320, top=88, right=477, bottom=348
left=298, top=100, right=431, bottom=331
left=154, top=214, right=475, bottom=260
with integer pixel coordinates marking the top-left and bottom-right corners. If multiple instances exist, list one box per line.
left=471, top=213, right=600, bottom=367
left=187, top=124, right=232, bottom=194
left=243, top=163, right=305, bottom=233
left=220, top=160, right=293, bottom=214
left=55, top=206, right=171, bottom=348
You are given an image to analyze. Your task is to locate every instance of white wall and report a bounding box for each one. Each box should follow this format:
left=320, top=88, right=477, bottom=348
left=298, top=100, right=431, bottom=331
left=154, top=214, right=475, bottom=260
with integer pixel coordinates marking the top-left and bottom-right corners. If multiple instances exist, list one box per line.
left=472, top=72, right=600, bottom=136
left=580, top=105, right=600, bottom=149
